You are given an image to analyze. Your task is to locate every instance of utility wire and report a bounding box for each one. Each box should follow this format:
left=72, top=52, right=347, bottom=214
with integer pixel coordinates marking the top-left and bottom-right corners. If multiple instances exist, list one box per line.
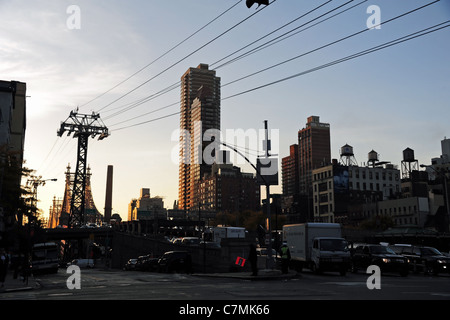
left=108, top=0, right=441, bottom=129
left=222, top=21, right=450, bottom=101
left=111, top=21, right=449, bottom=132
left=100, top=0, right=353, bottom=124
left=39, top=2, right=242, bottom=173
left=95, top=1, right=275, bottom=113
left=210, top=0, right=333, bottom=68
left=222, top=0, right=440, bottom=88
left=216, top=0, right=369, bottom=70
left=79, top=0, right=241, bottom=110
left=213, top=0, right=358, bottom=70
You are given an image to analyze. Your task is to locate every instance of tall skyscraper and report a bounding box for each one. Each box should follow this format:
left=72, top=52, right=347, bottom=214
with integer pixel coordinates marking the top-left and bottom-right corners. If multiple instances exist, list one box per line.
left=298, top=116, right=331, bottom=196
left=282, top=144, right=299, bottom=197
left=178, top=64, right=221, bottom=214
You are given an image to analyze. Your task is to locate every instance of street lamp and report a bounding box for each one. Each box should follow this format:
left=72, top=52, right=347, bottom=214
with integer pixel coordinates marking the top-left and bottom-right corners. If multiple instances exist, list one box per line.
left=420, top=164, right=450, bottom=232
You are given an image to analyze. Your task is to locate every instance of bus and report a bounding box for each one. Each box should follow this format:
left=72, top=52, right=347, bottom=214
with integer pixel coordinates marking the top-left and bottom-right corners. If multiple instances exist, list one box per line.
left=31, top=242, right=60, bottom=274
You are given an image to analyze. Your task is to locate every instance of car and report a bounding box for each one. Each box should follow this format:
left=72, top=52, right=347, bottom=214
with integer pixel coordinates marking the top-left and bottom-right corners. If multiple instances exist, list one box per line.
left=157, top=251, right=192, bottom=273
left=390, top=244, right=450, bottom=275
left=171, top=238, right=183, bottom=245
left=68, top=258, right=94, bottom=268
left=135, top=254, right=159, bottom=271
left=181, top=237, right=200, bottom=246
left=123, top=258, right=138, bottom=271
left=199, top=241, right=221, bottom=248
left=351, top=244, right=409, bottom=277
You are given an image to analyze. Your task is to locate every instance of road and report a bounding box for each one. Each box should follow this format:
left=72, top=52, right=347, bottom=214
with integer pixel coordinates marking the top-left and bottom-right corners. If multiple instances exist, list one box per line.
left=2, top=267, right=450, bottom=302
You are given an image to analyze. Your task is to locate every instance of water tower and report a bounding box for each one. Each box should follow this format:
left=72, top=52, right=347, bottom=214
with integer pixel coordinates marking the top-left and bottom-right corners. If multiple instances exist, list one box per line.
left=368, top=150, right=379, bottom=168
left=401, top=147, right=419, bottom=179
left=340, top=144, right=358, bottom=166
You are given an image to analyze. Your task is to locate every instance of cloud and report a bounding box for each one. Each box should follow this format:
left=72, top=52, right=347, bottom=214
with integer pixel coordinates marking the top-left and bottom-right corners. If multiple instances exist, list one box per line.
left=0, top=1, right=152, bottom=118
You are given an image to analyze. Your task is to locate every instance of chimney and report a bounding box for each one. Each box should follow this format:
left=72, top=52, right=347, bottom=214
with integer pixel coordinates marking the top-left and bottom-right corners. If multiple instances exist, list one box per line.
left=104, top=165, right=113, bottom=223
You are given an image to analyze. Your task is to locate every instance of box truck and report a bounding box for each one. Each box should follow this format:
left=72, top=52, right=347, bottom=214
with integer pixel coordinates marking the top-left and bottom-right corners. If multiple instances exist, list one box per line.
left=283, top=223, right=350, bottom=275
left=213, top=227, right=246, bottom=243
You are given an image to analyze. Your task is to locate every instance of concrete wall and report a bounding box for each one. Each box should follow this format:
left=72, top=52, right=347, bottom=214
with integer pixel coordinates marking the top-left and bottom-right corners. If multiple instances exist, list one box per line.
left=111, top=232, right=253, bottom=273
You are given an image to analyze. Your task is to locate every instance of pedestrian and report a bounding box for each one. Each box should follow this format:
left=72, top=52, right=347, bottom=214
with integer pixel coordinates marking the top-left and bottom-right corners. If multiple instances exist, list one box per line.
left=280, top=242, right=291, bottom=274
left=0, top=248, right=9, bottom=287
left=249, top=244, right=257, bottom=276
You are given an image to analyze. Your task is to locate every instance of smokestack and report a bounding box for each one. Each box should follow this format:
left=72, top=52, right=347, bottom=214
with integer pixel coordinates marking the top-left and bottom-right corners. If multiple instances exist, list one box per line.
left=104, top=165, right=113, bottom=223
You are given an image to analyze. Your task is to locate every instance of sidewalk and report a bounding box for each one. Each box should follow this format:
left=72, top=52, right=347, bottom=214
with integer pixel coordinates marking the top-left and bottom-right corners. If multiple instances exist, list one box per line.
left=0, top=271, right=39, bottom=293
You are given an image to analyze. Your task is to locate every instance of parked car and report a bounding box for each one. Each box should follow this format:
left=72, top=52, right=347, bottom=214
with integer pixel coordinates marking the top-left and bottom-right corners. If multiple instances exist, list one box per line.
left=199, top=241, right=221, bottom=248
left=158, top=251, right=192, bottom=273
left=68, top=258, right=94, bottom=268
left=171, top=238, right=183, bottom=245
left=135, top=254, right=159, bottom=271
left=181, top=237, right=200, bottom=246
left=123, top=258, right=138, bottom=271
left=390, top=244, right=450, bottom=275
left=351, top=244, right=409, bottom=277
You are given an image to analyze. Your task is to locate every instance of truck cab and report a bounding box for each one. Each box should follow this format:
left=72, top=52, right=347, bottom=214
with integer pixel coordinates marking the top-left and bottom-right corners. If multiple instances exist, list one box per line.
left=283, top=223, right=350, bottom=276
left=311, top=237, right=350, bottom=275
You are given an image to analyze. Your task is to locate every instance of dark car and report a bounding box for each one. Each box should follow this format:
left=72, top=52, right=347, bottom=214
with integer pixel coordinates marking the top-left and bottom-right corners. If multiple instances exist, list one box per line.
left=158, top=251, right=192, bottom=273
left=123, top=258, right=138, bottom=271
left=135, top=254, right=159, bottom=272
left=351, top=244, right=409, bottom=277
left=390, top=245, right=450, bottom=275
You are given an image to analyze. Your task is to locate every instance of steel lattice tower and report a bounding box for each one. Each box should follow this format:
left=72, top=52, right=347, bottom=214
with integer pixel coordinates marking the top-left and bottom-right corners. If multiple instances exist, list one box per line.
left=57, top=110, right=108, bottom=227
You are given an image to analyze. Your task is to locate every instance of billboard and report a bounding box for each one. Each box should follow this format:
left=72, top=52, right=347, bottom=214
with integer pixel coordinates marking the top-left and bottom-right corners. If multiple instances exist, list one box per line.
left=334, top=166, right=349, bottom=193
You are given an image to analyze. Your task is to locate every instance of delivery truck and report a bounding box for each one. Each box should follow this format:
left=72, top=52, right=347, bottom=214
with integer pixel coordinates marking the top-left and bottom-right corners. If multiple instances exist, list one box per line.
left=283, top=223, right=350, bottom=275
left=213, top=227, right=246, bottom=243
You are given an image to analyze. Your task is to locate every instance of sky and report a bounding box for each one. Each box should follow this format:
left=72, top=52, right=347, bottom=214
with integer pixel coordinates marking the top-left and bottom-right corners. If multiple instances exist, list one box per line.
left=1, top=0, right=449, bottom=223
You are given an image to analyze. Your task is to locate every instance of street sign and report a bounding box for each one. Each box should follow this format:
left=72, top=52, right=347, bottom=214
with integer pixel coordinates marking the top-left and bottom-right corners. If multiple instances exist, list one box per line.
left=256, top=157, right=278, bottom=186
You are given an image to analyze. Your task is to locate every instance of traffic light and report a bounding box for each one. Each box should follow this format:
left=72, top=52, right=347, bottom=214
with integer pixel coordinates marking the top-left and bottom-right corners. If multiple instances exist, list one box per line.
left=246, top=0, right=270, bottom=9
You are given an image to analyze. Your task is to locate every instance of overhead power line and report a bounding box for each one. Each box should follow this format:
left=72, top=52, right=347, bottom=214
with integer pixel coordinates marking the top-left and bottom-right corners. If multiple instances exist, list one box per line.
left=107, top=0, right=442, bottom=130
left=101, top=0, right=356, bottom=125
left=111, top=20, right=449, bottom=132
left=222, top=0, right=441, bottom=88
left=213, top=0, right=369, bottom=70
left=210, top=0, right=334, bottom=68
left=222, top=21, right=450, bottom=101
left=79, top=0, right=241, bottom=110
left=95, top=0, right=276, bottom=114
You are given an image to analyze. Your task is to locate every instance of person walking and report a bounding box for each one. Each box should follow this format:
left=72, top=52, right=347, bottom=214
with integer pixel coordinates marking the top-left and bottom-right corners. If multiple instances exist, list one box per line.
left=280, top=242, right=291, bottom=274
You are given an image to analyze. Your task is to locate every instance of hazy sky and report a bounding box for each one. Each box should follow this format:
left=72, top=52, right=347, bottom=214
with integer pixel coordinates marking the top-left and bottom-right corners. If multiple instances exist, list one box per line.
left=1, top=0, right=449, bottom=222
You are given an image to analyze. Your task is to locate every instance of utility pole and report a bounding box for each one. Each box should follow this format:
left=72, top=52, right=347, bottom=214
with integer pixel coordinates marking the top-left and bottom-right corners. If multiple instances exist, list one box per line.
left=221, top=121, right=278, bottom=269
left=263, top=120, right=272, bottom=269
left=57, top=110, right=109, bottom=228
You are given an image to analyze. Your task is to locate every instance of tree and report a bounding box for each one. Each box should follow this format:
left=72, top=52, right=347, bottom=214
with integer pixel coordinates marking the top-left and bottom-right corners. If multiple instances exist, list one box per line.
left=0, top=144, right=39, bottom=248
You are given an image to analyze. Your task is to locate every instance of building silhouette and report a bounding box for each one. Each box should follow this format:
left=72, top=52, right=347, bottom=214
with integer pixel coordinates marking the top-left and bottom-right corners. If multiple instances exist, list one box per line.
left=0, top=80, right=27, bottom=236
left=178, top=64, right=221, bottom=215
left=298, top=116, right=331, bottom=196
left=128, top=188, right=166, bottom=221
